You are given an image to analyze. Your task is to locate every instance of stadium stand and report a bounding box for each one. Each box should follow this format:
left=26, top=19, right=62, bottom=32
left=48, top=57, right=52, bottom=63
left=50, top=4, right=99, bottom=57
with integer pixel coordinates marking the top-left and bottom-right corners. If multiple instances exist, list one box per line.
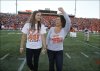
left=0, top=10, right=100, bottom=33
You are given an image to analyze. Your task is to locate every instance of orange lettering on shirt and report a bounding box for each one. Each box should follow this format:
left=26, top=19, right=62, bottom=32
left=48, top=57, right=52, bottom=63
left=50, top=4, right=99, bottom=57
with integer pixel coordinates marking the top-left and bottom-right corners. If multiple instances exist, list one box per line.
left=28, top=30, right=39, bottom=42
left=52, top=35, right=63, bottom=43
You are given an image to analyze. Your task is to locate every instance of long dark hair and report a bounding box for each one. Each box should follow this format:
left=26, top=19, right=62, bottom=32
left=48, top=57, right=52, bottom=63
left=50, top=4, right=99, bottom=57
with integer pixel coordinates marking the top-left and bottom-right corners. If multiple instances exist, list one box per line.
left=28, top=11, right=41, bottom=32
left=57, top=15, right=66, bottom=28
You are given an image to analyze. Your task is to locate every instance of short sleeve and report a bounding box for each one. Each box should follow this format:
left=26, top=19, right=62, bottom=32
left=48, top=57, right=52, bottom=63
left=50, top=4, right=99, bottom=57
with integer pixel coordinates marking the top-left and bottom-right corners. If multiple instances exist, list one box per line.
left=21, top=23, right=30, bottom=34
left=40, top=24, right=47, bottom=34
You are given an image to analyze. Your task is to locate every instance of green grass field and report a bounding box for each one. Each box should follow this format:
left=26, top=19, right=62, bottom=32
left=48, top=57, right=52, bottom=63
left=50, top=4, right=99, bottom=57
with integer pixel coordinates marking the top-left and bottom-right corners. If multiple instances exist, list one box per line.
left=0, top=30, right=100, bottom=71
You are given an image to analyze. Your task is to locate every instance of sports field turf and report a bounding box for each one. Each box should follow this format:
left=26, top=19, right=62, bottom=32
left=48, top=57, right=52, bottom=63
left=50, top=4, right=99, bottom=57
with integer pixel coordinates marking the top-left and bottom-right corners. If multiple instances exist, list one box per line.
left=0, top=30, right=100, bottom=71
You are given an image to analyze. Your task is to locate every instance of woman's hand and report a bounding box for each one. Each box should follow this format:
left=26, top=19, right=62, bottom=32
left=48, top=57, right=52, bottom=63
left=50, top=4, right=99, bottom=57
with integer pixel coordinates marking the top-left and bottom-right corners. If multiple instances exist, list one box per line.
left=20, top=48, right=24, bottom=54
left=41, top=48, right=47, bottom=54
left=58, top=7, right=64, bottom=13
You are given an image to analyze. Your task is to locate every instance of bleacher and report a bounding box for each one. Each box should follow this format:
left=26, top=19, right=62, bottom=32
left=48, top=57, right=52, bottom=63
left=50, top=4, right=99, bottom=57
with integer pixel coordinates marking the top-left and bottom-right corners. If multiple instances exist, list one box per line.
left=0, top=10, right=100, bottom=32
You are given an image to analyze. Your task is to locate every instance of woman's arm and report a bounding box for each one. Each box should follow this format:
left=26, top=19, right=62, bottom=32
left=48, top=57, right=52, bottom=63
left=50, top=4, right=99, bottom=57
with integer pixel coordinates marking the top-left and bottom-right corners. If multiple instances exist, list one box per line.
left=20, top=23, right=29, bottom=54
left=46, top=28, right=52, bottom=47
left=58, top=7, right=71, bottom=36
left=20, top=33, right=27, bottom=54
left=41, top=34, right=47, bottom=49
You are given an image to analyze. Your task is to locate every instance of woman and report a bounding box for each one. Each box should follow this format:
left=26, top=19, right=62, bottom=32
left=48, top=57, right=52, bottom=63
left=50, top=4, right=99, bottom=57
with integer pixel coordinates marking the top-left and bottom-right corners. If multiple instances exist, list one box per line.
left=20, top=11, right=46, bottom=71
left=46, top=7, right=71, bottom=71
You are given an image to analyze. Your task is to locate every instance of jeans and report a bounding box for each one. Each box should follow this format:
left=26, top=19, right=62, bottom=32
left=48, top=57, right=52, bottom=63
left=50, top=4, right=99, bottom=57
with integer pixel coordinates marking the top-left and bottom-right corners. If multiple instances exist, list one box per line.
left=26, top=48, right=41, bottom=71
left=47, top=49, right=63, bottom=71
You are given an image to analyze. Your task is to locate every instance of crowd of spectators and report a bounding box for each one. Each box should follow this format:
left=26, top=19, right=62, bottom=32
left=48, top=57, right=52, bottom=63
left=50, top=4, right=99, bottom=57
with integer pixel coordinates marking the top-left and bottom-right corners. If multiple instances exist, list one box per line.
left=0, top=13, right=100, bottom=33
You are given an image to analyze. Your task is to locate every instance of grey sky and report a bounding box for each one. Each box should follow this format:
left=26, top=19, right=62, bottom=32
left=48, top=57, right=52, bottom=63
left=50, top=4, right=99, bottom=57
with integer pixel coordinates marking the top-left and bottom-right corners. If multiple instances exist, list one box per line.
left=0, top=0, right=100, bottom=19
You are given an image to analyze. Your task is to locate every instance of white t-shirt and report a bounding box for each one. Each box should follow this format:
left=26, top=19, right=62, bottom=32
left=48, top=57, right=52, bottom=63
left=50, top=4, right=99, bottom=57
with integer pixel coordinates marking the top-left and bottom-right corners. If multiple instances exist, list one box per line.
left=22, top=23, right=46, bottom=49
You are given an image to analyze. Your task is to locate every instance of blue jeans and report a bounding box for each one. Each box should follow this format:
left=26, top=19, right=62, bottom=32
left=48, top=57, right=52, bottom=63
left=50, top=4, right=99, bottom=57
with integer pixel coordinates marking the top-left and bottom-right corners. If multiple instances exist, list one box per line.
left=47, top=49, right=63, bottom=71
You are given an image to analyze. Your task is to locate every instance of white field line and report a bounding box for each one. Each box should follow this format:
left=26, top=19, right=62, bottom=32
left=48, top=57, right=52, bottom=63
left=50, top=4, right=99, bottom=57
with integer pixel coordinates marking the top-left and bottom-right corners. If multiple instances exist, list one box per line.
left=18, top=58, right=25, bottom=60
left=16, top=33, right=22, bottom=34
left=8, top=32, right=15, bottom=34
left=18, top=58, right=26, bottom=71
left=94, top=52, right=100, bottom=55
left=0, top=53, right=10, bottom=60
left=8, top=33, right=22, bottom=34
left=65, top=52, right=71, bottom=59
left=81, top=52, right=89, bottom=58
left=0, top=33, right=21, bottom=37
left=77, top=40, right=100, bottom=49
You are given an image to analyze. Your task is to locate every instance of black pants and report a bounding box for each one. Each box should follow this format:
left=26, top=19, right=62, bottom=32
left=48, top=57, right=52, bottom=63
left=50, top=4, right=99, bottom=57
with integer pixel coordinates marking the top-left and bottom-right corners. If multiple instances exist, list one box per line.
left=26, top=48, right=41, bottom=71
left=47, top=49, right=63, bottom=71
